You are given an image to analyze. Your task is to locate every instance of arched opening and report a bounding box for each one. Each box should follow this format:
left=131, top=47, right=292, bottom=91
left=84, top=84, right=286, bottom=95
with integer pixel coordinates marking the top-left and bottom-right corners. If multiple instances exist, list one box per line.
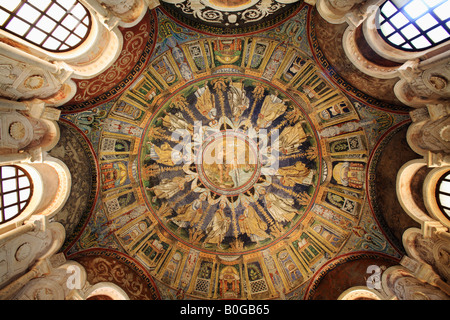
left=0, top=165, right=32, bottom=224
left=377, top=0, right=450, bottom=51
left=436, top=170, right=450, bottom=221
left=0, top=0, right=91, bottom=52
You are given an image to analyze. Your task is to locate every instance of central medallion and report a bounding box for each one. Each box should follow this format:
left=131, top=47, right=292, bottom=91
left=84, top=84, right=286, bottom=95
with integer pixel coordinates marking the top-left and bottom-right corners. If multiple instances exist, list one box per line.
left=197, top=130, right=261, bottom=196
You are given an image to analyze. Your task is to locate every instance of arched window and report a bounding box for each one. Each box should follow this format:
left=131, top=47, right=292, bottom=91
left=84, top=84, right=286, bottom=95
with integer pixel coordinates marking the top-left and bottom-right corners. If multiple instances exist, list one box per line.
left=436, top=170, right=450, bottom=221
left=377, top=0, right=450, bottom=51
left=0, top=0, right=91, bottom=52
left=0, top=165, right=33, bottom=224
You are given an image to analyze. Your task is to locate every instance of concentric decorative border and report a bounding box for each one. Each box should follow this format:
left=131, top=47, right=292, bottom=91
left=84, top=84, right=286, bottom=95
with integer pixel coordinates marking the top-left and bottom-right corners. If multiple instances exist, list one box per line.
left=137, top=73, right=323, bottom=256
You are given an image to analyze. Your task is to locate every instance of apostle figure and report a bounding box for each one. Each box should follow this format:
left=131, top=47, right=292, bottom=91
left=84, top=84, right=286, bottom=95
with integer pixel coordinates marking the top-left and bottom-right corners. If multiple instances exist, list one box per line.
left=147, top=142, right=182, bottom=166
left=264, top=191, right=297, bottom=223
left=195, top=84, right=217, bottom=120
left=204, top=202, right=230, bottom=247
left=277, top=162, right=312, bottom=187
left=275, top=121, right=309, bottom=155
left=149, top=176, right=186, bottom=200
left=171, top=193, right=207, bottom=228
left=228, top=79, right=249, bottom=122
left=238, top=203, right=271, bottom=243
left=256, top=94, right=288, bottom=129
left=162, top=111, right=193, bottom=133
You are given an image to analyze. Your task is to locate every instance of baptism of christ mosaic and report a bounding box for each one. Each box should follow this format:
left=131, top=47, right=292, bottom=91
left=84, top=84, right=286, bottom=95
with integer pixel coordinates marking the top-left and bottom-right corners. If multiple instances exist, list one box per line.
left=139, top=76, right=320, bottom=253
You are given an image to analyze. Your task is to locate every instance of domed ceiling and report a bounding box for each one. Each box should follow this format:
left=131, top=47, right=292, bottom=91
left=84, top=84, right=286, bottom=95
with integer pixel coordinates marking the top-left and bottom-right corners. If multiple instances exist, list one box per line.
left=54, top=6, right=419, bottom=299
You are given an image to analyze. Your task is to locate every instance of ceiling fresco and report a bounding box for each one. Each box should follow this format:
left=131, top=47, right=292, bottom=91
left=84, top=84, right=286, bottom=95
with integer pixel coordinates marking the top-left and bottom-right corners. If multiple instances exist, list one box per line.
left=55, top=6, right=417, bottom=299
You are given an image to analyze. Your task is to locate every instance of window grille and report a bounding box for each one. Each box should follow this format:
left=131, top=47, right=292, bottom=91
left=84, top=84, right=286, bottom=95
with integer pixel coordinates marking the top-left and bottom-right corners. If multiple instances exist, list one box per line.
left=436, top=171, right=450, bottom=221
left=377, top=0, right=450, bottom=51
left=0, top=165, right=33, bottom=224
left=0, top=0, right=91, bottom=52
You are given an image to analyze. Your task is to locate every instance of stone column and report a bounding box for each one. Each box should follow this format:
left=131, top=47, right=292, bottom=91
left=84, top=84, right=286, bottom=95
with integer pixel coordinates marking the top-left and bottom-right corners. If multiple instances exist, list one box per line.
left=94, top=0, right=153, bottom=26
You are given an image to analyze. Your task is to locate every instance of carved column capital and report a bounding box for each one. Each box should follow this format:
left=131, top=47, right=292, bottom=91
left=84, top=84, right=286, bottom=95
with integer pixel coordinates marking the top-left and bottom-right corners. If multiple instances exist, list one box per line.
left=96, top=0, right=148, bottom=26
left=398, top=59, right=422, bottom=82
left=423, top=220, right=448, bottom=239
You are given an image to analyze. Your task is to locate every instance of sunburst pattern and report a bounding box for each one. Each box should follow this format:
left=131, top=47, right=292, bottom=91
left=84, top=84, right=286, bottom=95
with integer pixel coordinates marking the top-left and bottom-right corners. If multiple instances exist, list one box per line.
left=140, top=76, right=319, bottom=253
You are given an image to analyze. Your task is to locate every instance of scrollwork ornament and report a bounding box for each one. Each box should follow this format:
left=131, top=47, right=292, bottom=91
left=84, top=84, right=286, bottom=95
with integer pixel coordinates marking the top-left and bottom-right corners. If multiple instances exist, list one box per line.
left=200, top=9, right=224, bottom=22
left=168, top=0, right=288, bottom=26
left=175, top=2, right=196, bottom=15
left=241, top=8, right=263, bottom=22
left=15, top=242, right=32, bottom=262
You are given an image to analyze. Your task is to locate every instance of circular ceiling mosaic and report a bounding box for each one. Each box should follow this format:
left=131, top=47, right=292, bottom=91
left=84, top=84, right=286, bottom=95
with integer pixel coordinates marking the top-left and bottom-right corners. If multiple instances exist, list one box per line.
left=140, top=76, right=320, bottom=254
left=88, top=34, right=378, bottom=299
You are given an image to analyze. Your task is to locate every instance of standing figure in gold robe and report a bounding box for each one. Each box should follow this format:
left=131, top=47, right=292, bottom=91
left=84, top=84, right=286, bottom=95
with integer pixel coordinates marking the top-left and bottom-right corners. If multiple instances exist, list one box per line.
left=170, top=194, right=205, bottom=228
left=195, top=84, right=217, bottom=120
left=162, top=111, right=193, bottom=133
left=238, top=203, right=270, bottom=243
left=264, top=191, right=297, bottom=223
left=204, top=203, right=230, bottom=247
left=149, top=176, right=186, bottom=200
left=228, top=79, right=249, bottom=122
left=256, top=94, right=288, bottom=129
left=277, top=162, right=311, bottom=187
left=275, top=121, right=309, bottom=155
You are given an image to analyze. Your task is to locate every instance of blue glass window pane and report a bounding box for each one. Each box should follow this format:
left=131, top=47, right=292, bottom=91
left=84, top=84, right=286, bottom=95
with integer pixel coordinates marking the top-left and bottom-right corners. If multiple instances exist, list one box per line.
left=0, top=0, right=91, bottom=52
left=378, top=0, right=450, bottom=51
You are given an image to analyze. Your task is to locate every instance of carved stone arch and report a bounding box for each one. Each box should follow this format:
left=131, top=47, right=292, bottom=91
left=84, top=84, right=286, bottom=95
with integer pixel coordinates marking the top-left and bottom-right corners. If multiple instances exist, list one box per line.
left=313, top=0, right=450, bottom=108
left=342, top=24, right=401, bottom=79
left=85, top=282, right=130, bottom=300
left=362, top=2, right=450, bottom=64
left=338, top=285, right=384, bottom=300
left=0, top=0, right=153, bottom=107
left=0, top=0, right=124, bottom=77
left=0, top=157, right=71, bottom=234
left=423, top=166, right=450, bottom=229
left=396, top=159, right=434, bottom=225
